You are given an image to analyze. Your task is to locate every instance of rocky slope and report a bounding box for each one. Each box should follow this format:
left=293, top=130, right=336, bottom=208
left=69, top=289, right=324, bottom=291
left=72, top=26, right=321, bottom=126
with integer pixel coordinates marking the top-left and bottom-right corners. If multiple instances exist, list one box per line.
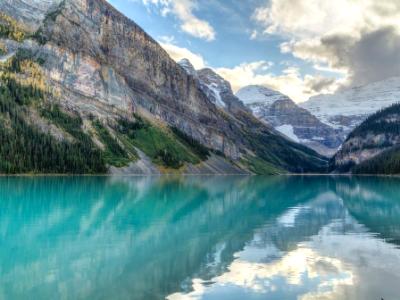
left=236, top=85, right=343, bottom=156
left=178, top=59, right=252, bottom=119
left=0, top=0, right=327, bottom=174
left=332, top=103, right=400, bottom=174
left=300, top=76, right=400, bottom=134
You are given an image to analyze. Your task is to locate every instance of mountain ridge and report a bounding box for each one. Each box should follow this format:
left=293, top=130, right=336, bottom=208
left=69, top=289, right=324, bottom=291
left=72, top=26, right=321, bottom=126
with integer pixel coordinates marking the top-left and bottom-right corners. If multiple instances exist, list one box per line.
left=300, top=76, right=400, bottom=133
left=331, top=103, right=400, bottom=174
left=236, top=85, right=343, bottom=156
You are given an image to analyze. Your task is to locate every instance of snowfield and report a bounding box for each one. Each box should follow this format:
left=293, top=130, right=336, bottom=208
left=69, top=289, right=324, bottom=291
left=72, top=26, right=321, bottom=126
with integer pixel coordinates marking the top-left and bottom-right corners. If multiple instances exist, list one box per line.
left=300, top=76, right=400, bottom=129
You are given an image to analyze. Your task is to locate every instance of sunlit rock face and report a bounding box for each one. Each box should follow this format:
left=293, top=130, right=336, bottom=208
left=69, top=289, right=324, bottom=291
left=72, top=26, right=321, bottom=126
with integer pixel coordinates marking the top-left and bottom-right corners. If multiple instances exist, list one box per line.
left=178, top=60, right=250, bottom=116
left=0, top=0, right=62, bottom=31
left=1, top=0, right=243, bottom=158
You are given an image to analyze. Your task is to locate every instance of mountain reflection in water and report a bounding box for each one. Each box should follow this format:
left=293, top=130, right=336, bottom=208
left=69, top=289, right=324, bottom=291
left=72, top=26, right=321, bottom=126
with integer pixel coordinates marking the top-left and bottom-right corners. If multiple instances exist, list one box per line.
left=0, top=176, right=399, bottom=300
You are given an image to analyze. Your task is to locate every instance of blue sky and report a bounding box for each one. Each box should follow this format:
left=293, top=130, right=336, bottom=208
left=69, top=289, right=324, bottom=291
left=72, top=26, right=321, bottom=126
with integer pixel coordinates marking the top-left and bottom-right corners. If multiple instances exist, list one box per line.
left=106, top=0, right=400, bottom=102
left=108, top=0, right=286, bottom=68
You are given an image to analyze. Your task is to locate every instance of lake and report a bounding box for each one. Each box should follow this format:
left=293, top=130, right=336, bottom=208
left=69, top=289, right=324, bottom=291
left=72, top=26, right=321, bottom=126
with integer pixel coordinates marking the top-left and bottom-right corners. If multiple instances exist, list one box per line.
left=0, top=176, right=399, bottom=299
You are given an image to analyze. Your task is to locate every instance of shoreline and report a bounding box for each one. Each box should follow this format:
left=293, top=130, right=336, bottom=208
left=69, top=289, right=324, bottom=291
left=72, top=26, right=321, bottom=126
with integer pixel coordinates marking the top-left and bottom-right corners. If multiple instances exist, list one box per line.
left=0, top=173, right=399, bottom=177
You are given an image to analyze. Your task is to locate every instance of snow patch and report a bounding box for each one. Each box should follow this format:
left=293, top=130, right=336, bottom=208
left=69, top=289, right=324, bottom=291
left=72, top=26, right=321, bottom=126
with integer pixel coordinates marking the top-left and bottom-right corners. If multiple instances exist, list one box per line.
left=0, top=52, right=15, bottom=63
left=206, top=83, right=226, bottom=108
left=300, top=76, right=400, bottom=128
left=276, top=124, right=299, bottom=142
left=236, top=85, right=288, bottom=106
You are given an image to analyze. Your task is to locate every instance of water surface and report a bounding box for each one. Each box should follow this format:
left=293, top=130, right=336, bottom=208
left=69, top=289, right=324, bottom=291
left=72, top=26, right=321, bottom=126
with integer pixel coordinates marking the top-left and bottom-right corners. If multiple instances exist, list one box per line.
left=0, top=176, right=399, bottom=299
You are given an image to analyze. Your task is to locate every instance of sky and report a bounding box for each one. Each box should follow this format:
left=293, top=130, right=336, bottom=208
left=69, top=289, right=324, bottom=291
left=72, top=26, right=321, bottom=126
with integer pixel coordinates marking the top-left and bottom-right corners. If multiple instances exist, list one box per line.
left=107, top=0, right=400, bottom=103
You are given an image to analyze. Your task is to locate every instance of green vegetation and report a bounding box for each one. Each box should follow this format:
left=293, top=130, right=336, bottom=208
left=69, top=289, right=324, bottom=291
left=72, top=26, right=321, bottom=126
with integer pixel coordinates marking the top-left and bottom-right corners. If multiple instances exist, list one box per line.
left=41, top=104, right=89, bottom=141
left=1, top=49, right=47, bottom=95
left=170, top=126, right=209, bottom=160
left=332, top=103, right=400, bottom=174
left=0, top=13, right=26, bottom=42
left=245, top=129, right=328, bottom=173
left=93, top=120, right=131, bottom=167
left=0, top=78, right=106, bottom=174
left=0, top=43, right=6, bottom=56
left=1, top=76, right=43, bottom=106
left=0, top=46, right=211, bottom=173
left=353, top=146, right=400, bottom=175
left=33, top=1, right=66, bottom=45
left=115, top=116, right=202, bottom=168
left=348, top=103, right=400, bottom=140
left=242, top=155, right=283, bottom=175
left=9, top=49, right=38, bottom=72
left=0, top=50, right=107, bottom=174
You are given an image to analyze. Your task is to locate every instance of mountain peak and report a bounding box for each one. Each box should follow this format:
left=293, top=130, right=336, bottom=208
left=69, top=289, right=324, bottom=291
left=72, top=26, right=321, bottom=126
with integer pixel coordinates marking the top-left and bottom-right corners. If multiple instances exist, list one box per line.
left=197, top=68, right=232, bottom=92
left=236, top=85, right=343, bottom=156
left=178, top=58, right=197, bottom=77
left=236, top=85, right=289, bottom=105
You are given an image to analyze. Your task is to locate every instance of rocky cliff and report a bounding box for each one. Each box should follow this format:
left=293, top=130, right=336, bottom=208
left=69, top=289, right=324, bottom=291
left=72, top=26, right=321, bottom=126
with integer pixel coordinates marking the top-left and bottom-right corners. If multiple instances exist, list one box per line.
left=236, top=85, right=343, bottom=156
left=0, top=0, right=327, bottom=174
left=178, top=59, right=252, bottom=119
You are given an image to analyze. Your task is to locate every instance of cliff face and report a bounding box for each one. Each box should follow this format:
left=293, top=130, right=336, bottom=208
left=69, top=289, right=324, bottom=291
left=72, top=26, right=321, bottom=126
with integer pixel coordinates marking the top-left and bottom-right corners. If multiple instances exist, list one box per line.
left=36, top=0, right=244, bottom=158
left=0, top=0, right=62, bottom=31
left=0, top=0, right=327, bottom=174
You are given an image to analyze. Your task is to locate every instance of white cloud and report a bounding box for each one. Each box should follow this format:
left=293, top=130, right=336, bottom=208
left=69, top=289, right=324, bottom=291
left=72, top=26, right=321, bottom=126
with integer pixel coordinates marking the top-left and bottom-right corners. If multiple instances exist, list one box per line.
left=142, top=0, right=216, bottom=41
left=253, top=0, right=400, bottom=87
left=159, top=42, right=206, bottom=69
left=215, top=62, right=338, bottom=102
left=159, top=42, right=338, bottom=103
left=250, top=30, right=258, bottom=40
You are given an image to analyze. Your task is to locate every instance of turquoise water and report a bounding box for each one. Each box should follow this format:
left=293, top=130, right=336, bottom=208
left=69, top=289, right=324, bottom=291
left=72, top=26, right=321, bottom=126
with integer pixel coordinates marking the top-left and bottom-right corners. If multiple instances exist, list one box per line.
left=0, top=176, right=400, bottom=300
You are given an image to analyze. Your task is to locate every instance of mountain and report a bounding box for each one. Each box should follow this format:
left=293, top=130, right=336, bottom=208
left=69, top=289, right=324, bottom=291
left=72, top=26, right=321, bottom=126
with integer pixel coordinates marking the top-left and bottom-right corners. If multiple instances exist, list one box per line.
left=300, top=77, right=400, bottom=134
left=0, top=0, right=327, bottom=174
left=331, top=103, right=400, bottom=174
left=178, top=60, right=251, bottom=117
left=236, top=85, right=343, bottom=156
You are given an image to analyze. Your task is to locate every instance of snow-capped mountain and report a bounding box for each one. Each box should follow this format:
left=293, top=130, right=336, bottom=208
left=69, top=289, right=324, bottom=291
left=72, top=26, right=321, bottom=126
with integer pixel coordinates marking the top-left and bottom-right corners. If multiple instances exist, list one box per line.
left=178, top=58, right=197, bottom=78
left=236, top=85, right=286, bottom=106
left=300, top=76, right=400, bottom=132
left=236, top=85, right=344, bottom=156
left=178, top=60, right=249, bottom=113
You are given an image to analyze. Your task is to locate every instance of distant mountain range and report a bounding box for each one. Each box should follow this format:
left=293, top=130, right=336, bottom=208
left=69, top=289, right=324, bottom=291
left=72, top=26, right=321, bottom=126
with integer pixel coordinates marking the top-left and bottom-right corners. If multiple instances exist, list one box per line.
left=300, top=76, right=400, bottom=132
left=236, top=85, right=343, bottom=156
left=234, top=77, right=400, bottom=158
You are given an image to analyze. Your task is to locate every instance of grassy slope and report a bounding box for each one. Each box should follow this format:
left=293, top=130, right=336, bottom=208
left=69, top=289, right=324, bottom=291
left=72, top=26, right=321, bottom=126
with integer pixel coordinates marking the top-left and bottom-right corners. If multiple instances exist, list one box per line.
left=239, top=115, right=328, bottom=174
left=114, top=117, right=205, bottom=169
